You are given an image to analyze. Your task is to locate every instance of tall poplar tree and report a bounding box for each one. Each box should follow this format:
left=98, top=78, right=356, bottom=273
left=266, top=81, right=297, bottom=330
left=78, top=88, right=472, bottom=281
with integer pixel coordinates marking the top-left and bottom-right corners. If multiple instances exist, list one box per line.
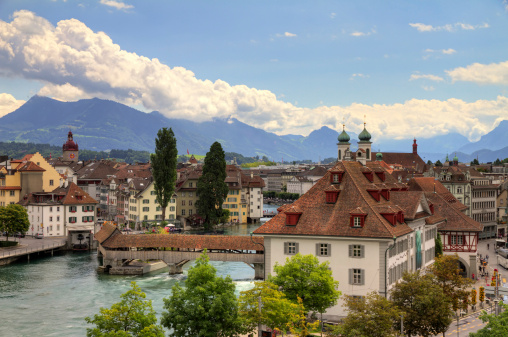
left=196, top=141, right=228, bottom=230
left=150, top=127, right=177, bottom=223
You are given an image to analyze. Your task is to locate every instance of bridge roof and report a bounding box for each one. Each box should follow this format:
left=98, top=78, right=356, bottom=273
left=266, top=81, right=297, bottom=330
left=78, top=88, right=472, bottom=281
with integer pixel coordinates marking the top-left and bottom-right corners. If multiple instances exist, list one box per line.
left=96, top=224, right=264, bottom=251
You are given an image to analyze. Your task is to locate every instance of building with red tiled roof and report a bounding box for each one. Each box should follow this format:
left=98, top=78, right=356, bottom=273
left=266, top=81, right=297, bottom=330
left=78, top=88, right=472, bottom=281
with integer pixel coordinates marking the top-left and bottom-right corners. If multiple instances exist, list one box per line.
left=253, top=127, right=480, bottom=320
left=19, top=182, right=98, bottom=249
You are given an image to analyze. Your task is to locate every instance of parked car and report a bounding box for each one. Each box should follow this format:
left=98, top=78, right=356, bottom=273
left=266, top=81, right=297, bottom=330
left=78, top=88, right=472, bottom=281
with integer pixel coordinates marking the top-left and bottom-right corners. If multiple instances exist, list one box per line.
left=14, top=232, right=25, bottom=238
left=34, top=233, right=44, bottom=239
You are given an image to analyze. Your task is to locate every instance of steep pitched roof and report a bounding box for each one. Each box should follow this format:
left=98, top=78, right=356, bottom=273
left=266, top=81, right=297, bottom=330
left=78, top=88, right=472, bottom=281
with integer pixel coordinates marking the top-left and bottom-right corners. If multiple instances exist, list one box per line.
left=407, top=177, right=468, bottom=212
left=52, top=182, right=98, bottom=205
left=254, top=161, right=416, bottom=239
left=373, top=152, right=427, bottom=173
left=17, top=161, right=45, bottom=172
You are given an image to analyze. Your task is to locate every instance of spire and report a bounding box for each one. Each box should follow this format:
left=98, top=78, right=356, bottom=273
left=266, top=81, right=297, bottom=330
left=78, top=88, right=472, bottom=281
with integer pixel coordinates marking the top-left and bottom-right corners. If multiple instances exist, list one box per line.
left=413, top=138, right=417, bottom=155
left=337, top=123, right=351, bottom=143
left=358, top=121, right=371, bottom=142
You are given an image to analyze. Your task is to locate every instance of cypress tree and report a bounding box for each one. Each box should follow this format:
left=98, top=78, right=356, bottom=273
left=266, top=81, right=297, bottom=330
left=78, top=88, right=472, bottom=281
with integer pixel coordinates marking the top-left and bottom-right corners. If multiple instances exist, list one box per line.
left=196, top=142, right=228, bottom=230
left=150, top=128, right=177, bottom=223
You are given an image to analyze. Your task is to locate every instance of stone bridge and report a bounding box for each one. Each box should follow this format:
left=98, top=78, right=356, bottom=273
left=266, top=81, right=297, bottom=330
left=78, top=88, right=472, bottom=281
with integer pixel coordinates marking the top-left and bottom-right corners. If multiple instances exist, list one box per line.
left=95, top=223, right=265, bottom=279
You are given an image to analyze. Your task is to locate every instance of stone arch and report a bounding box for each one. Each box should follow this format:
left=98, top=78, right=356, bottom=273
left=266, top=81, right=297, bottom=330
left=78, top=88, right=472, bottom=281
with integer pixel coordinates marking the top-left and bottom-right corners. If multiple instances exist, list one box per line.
left=456, top=256, right=469, bottom=278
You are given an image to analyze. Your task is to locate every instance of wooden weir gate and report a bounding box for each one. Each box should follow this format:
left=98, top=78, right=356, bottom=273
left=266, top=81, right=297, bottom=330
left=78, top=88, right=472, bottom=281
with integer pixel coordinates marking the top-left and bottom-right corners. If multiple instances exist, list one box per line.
left=95, top=223, right=265, bottom=279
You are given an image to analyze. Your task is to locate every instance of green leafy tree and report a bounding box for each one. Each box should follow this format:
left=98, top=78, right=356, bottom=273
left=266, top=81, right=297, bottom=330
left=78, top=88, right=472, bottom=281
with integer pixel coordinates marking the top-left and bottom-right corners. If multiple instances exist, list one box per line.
left=494, top=158, right=502, bottom=165
left=336, top=292, right=401, bottom=337
left=239, top=281, right=300, bottom=336
left=428, top=254, right=473, bottom=311
left=150, top=127, right=178, bottom=223
left=268, top=253, right=341, bottom=320
left=0, top=204, right=30, bottom=241
left=435, top=160, right=443, bottom=167
left=470, top=304, right=508, bottom=336
left=471, top=158, right=480, bottom=165
left=219, top=209, right=230, bottom=225
left=84, top=282, right=164, bottom=337
left=390, top=271, right=453, bottom=337
left=196, top=142, right=229, bottom=230
left=161, top=251, right=245, bottom=336
left=435, top=232, right=443, bottom=257
left=427, top=160, right=433, bottom=165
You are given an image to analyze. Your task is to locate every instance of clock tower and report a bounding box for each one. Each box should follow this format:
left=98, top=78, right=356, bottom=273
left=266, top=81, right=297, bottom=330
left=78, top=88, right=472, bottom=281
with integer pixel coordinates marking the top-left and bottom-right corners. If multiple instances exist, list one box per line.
left=62, top=130, right=79, bottom=162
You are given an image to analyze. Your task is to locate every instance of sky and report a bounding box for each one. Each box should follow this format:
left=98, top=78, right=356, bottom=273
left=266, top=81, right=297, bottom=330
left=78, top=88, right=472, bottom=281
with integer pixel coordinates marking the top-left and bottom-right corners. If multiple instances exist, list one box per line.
left=0, top=0, right=507, bottom=143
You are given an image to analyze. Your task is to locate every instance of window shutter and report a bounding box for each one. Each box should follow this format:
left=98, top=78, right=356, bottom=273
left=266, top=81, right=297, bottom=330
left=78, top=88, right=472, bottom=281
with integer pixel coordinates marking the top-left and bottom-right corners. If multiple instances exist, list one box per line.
left=316, top=243, right=320, bottom=256
left=349, top=269, right=353, bottom=285
left=284, top=242, right=288, bottom=255
left=349, top=245, right=353, bottom=257
left=360, top=269, right=365, bottom=285
left=328, top=244, right=331, bottom=257
left=360, top=245, right=365, bottom=258
left=295, top=243, right=299, bottom=254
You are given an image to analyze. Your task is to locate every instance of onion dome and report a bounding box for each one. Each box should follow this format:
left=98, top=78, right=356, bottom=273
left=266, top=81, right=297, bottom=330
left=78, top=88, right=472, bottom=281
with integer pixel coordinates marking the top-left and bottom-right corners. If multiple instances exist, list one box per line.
left=376, top=152, right=383, bottom=161
left=453, top=153, right=459, bottom=162
left=337, top=125, right=350, bottom=143
left=358, top=123, right=371, bottom=141
left=63, top=131, right=79, bottom=151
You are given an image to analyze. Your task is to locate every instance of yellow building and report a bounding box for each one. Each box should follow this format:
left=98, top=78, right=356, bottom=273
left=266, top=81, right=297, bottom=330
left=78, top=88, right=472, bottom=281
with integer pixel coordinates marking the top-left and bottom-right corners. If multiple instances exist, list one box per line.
left=129, top=180, right=177, bottom=226
left=0, top=161, right=43, bottom=206
left=19, top=152, right=64, bottom=192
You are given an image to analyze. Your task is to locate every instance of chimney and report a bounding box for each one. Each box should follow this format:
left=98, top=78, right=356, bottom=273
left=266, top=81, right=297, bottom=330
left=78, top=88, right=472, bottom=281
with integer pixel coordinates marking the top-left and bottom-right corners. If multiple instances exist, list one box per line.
left=413, top=138, right=418, bottom=155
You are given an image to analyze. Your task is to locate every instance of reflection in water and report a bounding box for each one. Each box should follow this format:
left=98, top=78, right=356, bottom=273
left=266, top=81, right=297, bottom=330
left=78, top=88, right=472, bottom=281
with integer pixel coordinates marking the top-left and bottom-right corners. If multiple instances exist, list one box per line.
left=0, top=221, right=266, bottom=337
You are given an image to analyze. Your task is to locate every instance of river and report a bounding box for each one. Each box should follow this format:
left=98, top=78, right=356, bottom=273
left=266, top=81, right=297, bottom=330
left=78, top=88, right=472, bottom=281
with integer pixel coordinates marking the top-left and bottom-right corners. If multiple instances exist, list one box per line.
left=0, top=212, right=278, bottom=337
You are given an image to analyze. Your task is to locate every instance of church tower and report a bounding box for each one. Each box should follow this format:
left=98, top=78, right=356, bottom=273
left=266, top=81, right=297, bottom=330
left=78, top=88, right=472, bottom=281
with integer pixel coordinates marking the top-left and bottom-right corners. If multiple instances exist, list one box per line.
left=62, top=130, right=79, bottom=162
left=337, top=124, right=351, bottom=161
left=356, top=122, right=372, bottom=165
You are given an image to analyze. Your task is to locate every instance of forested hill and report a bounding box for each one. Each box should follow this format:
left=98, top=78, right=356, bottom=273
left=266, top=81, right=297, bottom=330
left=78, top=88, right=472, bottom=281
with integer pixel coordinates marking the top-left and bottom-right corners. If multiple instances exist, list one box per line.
left=0, top=141, right=258, bottom=165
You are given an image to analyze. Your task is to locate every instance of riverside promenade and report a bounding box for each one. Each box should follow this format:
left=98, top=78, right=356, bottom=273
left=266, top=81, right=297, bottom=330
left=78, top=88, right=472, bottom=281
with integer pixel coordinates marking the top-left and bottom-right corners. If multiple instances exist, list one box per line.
left=0, top=236, right=67, bottom=265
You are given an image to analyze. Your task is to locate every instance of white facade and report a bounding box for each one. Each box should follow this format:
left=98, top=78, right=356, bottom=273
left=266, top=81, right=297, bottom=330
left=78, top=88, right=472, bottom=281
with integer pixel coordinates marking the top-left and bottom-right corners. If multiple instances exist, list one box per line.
left=27, top=204, right=65, bottom=237
left=247, top=186, right=264, bottom=219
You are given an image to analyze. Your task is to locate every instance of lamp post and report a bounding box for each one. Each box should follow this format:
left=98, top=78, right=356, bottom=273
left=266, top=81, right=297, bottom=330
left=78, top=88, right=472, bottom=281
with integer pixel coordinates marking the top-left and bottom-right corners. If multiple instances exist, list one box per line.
left=384, top=236, right=397, bottom=298
left=250, top=232, right=265, bottom=280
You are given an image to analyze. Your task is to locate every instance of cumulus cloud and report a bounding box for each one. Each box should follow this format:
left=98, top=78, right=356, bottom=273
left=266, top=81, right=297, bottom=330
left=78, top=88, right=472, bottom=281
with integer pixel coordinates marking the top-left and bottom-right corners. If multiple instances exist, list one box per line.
left=409, top=74, right=444, bottom=82
left=0, top=10, right=507, bottom=142
left=425, top=48, right=456, bottom=55
left=99, top=0, right=133, bottom=11
left=330, top=13, right=336, bottom=19
left=409, top=22, right=489, bottom=32
left=0, top=93, right=25, bottom=117
left=446, top=60, right=508, bottom=85
left=276, top=32, right=297, bottom=37
left=350, top=73, right=369, bottom=80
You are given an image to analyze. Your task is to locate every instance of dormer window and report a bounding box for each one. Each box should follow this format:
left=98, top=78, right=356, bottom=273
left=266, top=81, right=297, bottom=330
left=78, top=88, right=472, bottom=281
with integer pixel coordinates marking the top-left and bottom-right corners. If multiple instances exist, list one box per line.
left=330, top=171, right=344, bottom=184
left=367, top=189, right=380, bottom=202
left=350, top=209, right=367, bottom=228
left=285, top=206, right=303, bottom=226
left=362, top=171, right=374, bottom=182
left=375, top=171, right=386, bottom=181
left=325, top=189, right=340, bottom=203
left=429, top=204, right=434, bottom=215
left=397, top=211, right=404, bottom=223
left=380, top=189, right=390, bottom=200
left=353, top=217, right=362, bottom=227
left=381, top=212, right=397, bottom=225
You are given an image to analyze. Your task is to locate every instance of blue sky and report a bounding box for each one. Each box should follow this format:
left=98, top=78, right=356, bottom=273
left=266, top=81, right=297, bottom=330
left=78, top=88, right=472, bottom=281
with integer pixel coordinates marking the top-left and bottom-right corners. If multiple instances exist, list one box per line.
left=0, top=0, right=507, bottom=142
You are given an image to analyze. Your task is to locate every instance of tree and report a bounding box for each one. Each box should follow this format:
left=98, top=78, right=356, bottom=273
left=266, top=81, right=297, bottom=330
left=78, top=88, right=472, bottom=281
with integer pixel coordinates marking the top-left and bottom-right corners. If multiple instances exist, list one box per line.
left=219, top=209, right=230, bottom=225
left=471, top=158, right=480, bottom=165
left=470, top=304, right=508, bottom=336
left=494, top=158, right=502, bottom=165
left=428, top=254, right=473, bottom=311
left=84, top=282, right=164, bottom=337
left=150, top=127, right=177, bottom=223
left=196, top=142, right=229, bottom=230
left=435, top=160, right=443, bottom=167
left=268, top=253, right=341, bottom=319
left=335, top=292, right=401, bottom=337
left=0, top=204, right=30, bottom=241
left=238, top=281, right=300, bottom=336
left=161, top=251, right=245, bottom=337
left=426, top=160, right=433, bottom=165
left=435, top=232, right=443, bottom=257
left=390, top=271, right=453, bottom=337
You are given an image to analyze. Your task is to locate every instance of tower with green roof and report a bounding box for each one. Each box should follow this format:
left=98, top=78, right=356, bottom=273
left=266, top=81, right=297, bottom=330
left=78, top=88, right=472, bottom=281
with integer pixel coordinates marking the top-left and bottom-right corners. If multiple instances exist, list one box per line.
left=357, top=122, right=372, bottom=164
left=337, top=124, right=351, bottom=161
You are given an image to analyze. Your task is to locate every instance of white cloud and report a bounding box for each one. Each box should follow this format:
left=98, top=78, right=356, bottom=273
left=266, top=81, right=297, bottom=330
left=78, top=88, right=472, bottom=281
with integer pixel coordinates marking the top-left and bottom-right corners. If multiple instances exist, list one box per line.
left=350, top=28, right=376, bottom=37
left=330, top=13, right=336, bottom=19
left=276, top=32, right=297, bottom=38
left=425, top=48, right=456, bottom=55
left=409, top=22, right=489, bottom=32
left=409, top=74, right=444, bottom=82
left=350, top=73, right=369, bottom=80
left=99, top=0, right=133, bottom=11
left=0, top=93, right=25, bottom=117
left=1, top=10, right=507, bottom=142
left=422, top=85, right=435, bottom=91
left=447, top=60, right=508, bottom=85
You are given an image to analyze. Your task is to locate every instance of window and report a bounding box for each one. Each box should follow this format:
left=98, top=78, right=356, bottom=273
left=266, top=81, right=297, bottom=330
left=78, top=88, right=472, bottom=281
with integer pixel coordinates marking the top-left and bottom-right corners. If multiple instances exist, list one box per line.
left=49, top=216, right=53, bottom=222
left=170, top=199, right=175, bottom=203
left=457, top=186, right=463, bottom=194
left=189, top=183, right=193, bottom=188
left=181, top=192, right=186, bottom=197
left=57, top=206, right=60, bottom=212
left=451, top=235, right=464, bottom=245
left=182, top=210, right=186, bottom=215
left=143, top=207, right=149, bottom=212
left=316, top=243, right=330, bottom=257
left=144, top=215, right=148, bottom=220
left=156, top=206, right=161, bottom=212
left=170, top=206, right=175, bottom=212
left=57, top=216, right=60, bottom=221
left=143, top=199, right=149, bottom=204
left=189, top=209, right=193, bottom=215
left=69, top=206, right=77, bottom=213
left=49, top=180, right=54, bottom=186
left=353, top=217, right=361, bottom=227
left=182, top=200, right=186, bottom=206
left=284, top=242, right=298, bottom=255
left=150, top=191, right=156, bottom=195
left=10, top=190, right=15, bottom=196
left=189, top=200, right=193, bottom=206
left=189, top=192, right=193, bottom=197
left=349, top=269, right=365, bottom=285
left=349, top=244, right=364, bottom=258
left=69, top=217, right=77, bottom=223
left=50, top=207, right=53, bottom=212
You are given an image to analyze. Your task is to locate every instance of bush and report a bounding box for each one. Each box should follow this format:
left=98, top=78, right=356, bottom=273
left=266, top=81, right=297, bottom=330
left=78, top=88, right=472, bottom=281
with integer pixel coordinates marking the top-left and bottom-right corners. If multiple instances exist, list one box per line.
left=0, top=241, right=18, bottom=247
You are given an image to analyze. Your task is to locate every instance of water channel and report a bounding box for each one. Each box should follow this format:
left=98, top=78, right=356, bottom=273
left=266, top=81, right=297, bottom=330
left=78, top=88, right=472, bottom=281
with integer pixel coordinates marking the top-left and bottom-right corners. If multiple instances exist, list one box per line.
left=0, top=206, right=278, bottom=337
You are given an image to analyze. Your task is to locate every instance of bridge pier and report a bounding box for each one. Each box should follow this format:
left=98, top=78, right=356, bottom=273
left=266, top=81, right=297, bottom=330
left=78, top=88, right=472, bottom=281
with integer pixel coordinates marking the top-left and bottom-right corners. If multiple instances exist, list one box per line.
left=253, top=263, right=264, bottom=280
left=167, top=260, right=189, bottom=275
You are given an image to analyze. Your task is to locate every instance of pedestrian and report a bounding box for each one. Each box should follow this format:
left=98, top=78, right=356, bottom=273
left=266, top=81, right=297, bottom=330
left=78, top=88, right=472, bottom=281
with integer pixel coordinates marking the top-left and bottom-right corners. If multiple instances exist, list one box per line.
left=486, top=254, right=489, bottom=261
left=488, top=243, right=490, bottom=250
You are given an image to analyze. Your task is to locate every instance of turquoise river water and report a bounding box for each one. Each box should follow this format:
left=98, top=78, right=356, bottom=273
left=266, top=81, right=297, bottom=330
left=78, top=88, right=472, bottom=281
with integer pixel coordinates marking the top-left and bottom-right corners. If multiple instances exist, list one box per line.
left=0, top=218, right=273, bottom=337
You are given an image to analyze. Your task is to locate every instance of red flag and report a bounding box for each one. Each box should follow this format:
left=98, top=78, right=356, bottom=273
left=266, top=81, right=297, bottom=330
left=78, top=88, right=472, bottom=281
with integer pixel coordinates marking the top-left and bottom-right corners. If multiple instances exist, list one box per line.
left=187, top=149, right=189, bottom=155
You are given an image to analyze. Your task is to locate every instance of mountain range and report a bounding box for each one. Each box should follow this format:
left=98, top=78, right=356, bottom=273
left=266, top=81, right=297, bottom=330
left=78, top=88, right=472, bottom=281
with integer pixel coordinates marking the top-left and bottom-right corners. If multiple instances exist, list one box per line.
left=0, top=95, right=506, bottom=163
